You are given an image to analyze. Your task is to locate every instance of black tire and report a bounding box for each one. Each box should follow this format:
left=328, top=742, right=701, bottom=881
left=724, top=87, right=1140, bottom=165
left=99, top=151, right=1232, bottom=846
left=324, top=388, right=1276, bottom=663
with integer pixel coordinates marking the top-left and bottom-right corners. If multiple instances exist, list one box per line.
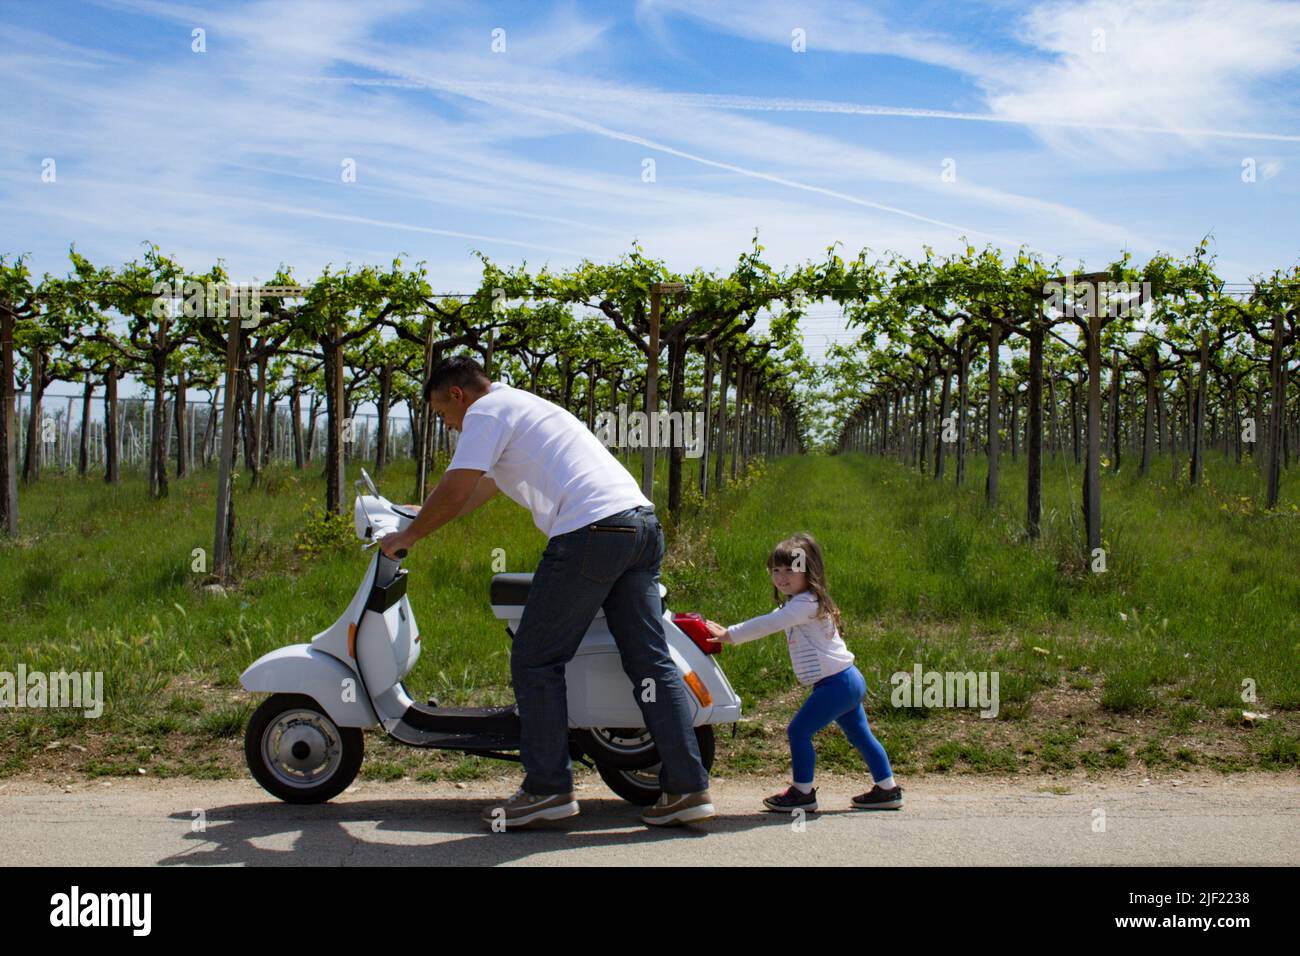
left=574, top=726, right=661, bottom=770
left=594, top=725, right=715, bottom=806
left=244, top=693, right=364, bottom=804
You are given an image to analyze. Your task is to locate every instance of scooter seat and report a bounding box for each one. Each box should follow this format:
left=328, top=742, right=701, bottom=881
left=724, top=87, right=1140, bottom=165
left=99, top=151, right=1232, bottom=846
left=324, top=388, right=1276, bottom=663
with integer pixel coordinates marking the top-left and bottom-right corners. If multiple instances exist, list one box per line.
left=489, top=573, right=668, bottom=611
left=489, top=573, right=534, bottom=607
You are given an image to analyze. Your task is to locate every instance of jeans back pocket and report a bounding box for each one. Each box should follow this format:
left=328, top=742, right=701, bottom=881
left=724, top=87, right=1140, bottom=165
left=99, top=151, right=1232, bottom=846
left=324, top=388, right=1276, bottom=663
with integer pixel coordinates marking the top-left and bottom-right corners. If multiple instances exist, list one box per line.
left=580, top=523, right=638, bottom=583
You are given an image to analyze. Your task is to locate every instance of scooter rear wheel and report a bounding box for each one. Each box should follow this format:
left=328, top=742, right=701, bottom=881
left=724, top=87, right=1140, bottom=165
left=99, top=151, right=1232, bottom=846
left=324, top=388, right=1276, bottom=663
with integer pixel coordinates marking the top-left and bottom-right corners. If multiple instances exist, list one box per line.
left=245, top=693, right=364, bottom=804
left=594, top=725, right=715, bottom=806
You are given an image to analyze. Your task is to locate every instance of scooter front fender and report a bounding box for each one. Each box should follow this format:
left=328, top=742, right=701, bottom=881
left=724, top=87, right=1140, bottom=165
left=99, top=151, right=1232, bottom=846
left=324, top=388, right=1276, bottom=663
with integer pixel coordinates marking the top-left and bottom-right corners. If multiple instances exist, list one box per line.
left=240, top=644, right=378, bottom=728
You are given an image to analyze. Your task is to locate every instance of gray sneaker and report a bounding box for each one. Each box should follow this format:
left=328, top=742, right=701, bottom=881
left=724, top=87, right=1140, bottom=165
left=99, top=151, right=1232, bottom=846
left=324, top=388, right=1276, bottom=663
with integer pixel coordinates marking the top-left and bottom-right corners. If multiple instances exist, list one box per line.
left=640, top=789, right=715, bottom=826
left=481, top=787, right=579, bottom=828
left=850, top=784, right=903, bottom=810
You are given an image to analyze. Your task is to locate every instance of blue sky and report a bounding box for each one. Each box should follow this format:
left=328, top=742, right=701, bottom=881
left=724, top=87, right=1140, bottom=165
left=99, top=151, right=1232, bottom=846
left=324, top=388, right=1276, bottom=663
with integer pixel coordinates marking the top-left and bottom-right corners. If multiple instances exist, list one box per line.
left=3, top=0, right=1299, bottom=364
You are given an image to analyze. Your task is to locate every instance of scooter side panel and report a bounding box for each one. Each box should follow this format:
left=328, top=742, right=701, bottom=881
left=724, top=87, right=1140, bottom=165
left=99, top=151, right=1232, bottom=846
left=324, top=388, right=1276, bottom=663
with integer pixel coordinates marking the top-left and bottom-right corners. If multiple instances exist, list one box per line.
left=484, top=601, right=741, bottom=729
left=240, top=644, right=378, bottom=727
left=564, top=649, right=669, bottom=727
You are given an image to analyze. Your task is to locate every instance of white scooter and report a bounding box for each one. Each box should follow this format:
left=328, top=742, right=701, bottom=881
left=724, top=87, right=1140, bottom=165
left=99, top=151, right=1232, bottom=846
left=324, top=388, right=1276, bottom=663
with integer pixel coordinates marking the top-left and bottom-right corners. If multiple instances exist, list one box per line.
left=240, top=470, right=742, bottom=806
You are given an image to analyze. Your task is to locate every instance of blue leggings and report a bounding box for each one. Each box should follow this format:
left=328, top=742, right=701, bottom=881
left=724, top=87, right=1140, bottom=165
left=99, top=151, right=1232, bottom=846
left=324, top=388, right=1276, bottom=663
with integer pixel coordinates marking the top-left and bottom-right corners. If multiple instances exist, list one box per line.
left=788, top=665, right=893, bottom=785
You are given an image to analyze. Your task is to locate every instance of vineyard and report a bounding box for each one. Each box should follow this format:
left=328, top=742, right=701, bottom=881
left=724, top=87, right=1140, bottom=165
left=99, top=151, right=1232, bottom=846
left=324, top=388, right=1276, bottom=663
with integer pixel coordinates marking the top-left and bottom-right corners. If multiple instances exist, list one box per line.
left=1, top=237, right=1297, bottom=779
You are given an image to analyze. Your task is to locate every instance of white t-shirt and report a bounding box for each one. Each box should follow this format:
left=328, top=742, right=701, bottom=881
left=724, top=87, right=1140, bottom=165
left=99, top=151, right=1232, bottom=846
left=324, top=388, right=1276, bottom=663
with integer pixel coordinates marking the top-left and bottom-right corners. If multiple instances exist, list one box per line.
left=446, top=381, right=652, bottom=538
left=726, top=591, right=855, bottom=686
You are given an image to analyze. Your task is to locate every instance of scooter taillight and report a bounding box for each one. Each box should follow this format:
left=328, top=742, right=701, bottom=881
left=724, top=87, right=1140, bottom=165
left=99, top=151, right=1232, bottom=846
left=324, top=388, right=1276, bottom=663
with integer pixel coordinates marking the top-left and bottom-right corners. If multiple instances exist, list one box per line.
left=673, top=612, right=721, bottom=655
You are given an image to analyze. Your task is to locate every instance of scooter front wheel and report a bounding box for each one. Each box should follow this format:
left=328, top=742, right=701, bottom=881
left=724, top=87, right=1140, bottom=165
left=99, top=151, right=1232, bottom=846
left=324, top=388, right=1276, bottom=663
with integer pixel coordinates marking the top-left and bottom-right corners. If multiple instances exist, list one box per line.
left=594, top=725, right=715, bottom=806
left=245, top=693, right=364, bottom=804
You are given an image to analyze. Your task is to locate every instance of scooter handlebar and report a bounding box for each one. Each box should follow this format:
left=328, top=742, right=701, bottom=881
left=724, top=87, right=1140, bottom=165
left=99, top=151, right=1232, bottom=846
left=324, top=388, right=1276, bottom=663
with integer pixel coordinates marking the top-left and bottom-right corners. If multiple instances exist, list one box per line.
left=374, top=539, right=408, bottom=560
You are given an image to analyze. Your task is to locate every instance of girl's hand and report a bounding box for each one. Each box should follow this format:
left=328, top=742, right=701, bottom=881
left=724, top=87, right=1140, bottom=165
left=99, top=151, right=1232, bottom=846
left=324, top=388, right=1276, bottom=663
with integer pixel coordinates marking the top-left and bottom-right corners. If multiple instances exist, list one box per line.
left=704, top=619, right=730, bottom=643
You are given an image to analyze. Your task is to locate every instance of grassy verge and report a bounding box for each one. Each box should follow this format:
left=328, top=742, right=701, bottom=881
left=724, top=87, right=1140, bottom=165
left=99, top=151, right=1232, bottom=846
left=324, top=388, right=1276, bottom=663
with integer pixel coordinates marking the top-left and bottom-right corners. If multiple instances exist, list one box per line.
left=1, top=448, right=1296, bottom=783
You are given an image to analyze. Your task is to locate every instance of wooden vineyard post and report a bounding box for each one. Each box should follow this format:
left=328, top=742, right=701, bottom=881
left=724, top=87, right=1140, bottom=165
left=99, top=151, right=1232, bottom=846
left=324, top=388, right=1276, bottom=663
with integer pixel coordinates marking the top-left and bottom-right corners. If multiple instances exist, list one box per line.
left=1266, top=311, right=1284, bottom=508
left=642, top=287, right=661, bottom=500
left=1026, top=324, right=1044, bottom=538
left=212, top=288, right=242, bottom=579
left=0, top=310, right=17, bottom=536
left=329, top=322, right=347, bottom=516
left=1085, top=308, right=1103, bottom=555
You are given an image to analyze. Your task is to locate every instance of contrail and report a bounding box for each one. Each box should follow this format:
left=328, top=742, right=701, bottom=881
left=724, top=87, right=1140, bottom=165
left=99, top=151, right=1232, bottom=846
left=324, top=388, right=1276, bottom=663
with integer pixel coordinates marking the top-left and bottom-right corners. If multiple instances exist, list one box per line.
left=681, top=93, right=1300, bottom=144
left=319, top=68, right=1015, bottom=244
left=308, top=77, right=1300, bottom=144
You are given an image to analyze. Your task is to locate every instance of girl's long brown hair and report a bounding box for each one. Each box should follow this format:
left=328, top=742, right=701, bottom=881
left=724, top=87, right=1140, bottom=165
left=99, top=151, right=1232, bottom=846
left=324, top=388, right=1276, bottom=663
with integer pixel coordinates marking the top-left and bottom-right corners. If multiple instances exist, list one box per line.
left=767, top=532, right=841, bottom=635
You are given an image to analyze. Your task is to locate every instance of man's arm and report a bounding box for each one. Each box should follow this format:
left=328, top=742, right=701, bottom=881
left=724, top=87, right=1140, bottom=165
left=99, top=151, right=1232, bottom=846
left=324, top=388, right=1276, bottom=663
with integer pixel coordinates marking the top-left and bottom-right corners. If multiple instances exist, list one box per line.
left=455, top=473, right=498, bottom=517
left=402, top=474, right=497, bottom=518
left=380, top=468, right=488, bottom=557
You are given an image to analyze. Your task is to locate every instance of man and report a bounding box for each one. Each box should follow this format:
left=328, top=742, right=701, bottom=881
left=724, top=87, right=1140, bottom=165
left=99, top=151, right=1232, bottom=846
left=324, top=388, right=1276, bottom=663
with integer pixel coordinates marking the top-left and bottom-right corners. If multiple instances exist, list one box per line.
left=380, top=356, right=713, bottom=828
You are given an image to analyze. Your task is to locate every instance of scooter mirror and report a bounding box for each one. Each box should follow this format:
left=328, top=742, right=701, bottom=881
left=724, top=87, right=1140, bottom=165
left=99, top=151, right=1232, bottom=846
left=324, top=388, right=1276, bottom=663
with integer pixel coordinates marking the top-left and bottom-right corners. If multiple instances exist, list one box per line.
left=358, top=468, right=379, bottom=498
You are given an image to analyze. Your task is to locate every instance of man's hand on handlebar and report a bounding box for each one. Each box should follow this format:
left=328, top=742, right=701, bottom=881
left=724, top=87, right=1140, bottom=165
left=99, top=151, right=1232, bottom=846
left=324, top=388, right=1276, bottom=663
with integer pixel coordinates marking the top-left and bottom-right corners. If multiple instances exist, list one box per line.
left=379, top=531, right=411, bottom=560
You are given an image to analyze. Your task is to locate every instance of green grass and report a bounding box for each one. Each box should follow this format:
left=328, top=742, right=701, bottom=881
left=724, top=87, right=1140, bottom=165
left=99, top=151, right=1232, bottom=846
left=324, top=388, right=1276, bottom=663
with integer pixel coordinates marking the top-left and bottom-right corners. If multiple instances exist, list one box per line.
left=672, top=449, right=1299, bottom=712
left=1, top=444, right=1297, bottom=780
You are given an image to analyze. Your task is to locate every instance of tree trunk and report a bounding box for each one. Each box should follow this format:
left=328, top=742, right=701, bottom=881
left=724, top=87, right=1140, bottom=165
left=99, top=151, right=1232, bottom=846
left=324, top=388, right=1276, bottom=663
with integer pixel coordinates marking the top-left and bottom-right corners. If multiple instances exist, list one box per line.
left=78, top=372, right=93, bottom=477
left=202, top=387, right=219, bottom=469
left=290, top=381, right=304, bottom=470
left=1047, top=366, right=1060, bottom=459
left=1084, top=317, right=1103, bottom=554
left=919, top=359, right=931, bottom=474
left=1140, top=363, right=1156, bottom=477
left=104, top=367, right=120, bottom=483
left=715, top=346, right=730, bottom=489
left=985, top=323, right=1001, bottom=506
left=1191, top=332, right=1208, bottom=484
left=730, top=362, right=744, bottom=481
left=0, top=312, right=17, bottom=534
left=305, top=390, right=319, bottom=465
left=22, top=348, right=44, bottom=483
left=1071, top=373, right=1082, bottom=466
left=375, top=364, right=392, bottom=476
left=1009, top=387, right=1019, bottom=463
left=150, top=353, right=168, bottom=498
left=1110, top=348, right=1122, bottom=473
left=666, top=337, right=686, bottom=515
left=174, top=368, right=188, bottom=478
left=699, top=343, right=714, bottom=497
left=1026, top=327, right=1044, bottom=538
left=1266, top=314, right=1284, bottom=508
left=1230, top=375, right=1241, bottom=465
left=324, top=336, right=346, bottom=515
left=956, top=339, right=969, bottom=486
left=936, top=362, right=951, bottom=480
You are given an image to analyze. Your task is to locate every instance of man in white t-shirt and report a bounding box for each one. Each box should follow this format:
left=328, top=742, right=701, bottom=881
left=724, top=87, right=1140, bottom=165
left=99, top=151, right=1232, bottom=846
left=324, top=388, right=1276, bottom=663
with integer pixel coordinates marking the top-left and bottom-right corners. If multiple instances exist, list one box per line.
left=380, top=356, right=713, bottom=828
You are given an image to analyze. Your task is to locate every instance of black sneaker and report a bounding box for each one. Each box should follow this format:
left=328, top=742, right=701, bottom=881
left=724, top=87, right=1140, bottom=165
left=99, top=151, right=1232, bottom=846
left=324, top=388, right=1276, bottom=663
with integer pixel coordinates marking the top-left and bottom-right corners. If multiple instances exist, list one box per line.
left=850, top=784, right=903, bottom=810
left=763, top=785, right=818, bottom=813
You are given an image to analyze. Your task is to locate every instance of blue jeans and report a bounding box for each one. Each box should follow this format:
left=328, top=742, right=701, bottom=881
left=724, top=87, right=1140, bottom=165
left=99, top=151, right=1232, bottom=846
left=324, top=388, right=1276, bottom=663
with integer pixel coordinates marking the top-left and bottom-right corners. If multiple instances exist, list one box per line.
left=511, top=505, right=710, bottom=796
left=788, top=664, right=893, bottom=785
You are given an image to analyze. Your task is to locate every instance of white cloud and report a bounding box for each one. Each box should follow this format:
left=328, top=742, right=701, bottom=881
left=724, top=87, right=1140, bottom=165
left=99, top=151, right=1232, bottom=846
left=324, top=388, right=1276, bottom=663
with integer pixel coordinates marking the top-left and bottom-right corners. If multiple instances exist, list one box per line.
left=984, top=0, right=1300, bottom=163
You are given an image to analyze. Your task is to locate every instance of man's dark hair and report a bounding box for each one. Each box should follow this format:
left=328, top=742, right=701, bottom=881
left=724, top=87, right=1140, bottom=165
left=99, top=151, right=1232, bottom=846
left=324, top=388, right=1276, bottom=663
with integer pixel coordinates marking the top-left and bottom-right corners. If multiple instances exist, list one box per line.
left=423, top=355, right=490, bottom=402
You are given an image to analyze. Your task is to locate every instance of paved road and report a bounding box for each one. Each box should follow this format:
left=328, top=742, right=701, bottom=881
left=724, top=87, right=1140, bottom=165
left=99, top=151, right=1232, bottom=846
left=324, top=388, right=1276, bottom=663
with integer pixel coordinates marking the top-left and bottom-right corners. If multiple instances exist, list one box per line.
left=2, top=773, right=1296, bottom=866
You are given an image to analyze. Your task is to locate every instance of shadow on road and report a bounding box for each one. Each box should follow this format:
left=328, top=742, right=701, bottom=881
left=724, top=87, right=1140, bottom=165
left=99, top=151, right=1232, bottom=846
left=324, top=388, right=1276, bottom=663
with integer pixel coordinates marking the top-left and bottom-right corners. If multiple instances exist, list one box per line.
left=159, top=794, right=850, bottom=865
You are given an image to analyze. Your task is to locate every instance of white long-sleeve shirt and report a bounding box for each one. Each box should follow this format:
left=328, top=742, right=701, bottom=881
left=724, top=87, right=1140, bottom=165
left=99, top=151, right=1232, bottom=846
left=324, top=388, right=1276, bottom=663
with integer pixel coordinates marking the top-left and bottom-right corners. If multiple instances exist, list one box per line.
left=726, top=591, right=855, bottom=686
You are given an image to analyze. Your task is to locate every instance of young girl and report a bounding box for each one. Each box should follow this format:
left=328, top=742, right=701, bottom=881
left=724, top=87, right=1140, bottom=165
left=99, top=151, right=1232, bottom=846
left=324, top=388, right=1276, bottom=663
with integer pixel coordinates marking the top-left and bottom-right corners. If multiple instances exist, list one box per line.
left=705, top=533, right=902, bottom=812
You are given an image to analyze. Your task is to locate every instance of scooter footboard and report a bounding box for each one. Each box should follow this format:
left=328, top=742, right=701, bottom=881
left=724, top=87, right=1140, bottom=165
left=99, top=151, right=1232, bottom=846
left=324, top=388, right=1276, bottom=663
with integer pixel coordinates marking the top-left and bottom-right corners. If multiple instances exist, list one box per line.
left=240, top=644, right=378, bottom=728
